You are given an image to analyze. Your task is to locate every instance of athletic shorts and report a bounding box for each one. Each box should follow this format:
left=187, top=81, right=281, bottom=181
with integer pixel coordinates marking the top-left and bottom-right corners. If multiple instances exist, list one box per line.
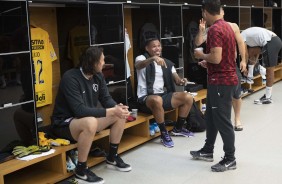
left=51, top=117, right=76, bottom=142
left=233, top=66, right=242, bottom=99
left=137, top=92, right=173, bottom=114
left=263, top=36, right=282, bottom=67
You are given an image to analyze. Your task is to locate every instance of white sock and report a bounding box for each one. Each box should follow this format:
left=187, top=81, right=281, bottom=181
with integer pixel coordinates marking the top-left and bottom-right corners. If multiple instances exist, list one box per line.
left=248, top=65, right=254, bottom=78
left=265, top=86, right=272, bottom=98
left=259, top=65, right=266, bottom=76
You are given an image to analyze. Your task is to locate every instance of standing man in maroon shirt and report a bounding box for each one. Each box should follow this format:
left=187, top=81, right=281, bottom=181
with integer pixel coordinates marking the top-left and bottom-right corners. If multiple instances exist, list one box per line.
left=190, top=0, right=238, bottom=172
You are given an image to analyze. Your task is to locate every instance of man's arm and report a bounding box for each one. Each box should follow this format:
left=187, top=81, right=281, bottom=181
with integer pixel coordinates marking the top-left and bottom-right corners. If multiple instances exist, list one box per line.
left=135, top=56, right=155, bottom=70
left=194, top=18, right=207, bottom=47
left=232, top=23, right=247, bottom=72
left=98, top=74, right=117, bottom=108
left=135, top=55, right=167, bottom=70
left=195, top=47, right=222, bottom=64
left=172, top=72, right=188, bottom=86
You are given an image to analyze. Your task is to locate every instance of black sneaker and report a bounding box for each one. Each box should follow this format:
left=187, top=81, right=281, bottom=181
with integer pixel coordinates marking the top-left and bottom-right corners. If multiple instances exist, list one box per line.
left=190, top=149, right=214, bottom=162
left=75, top=167, right=104, bottom=184
left=106, top=155, right=132, bottom=172
left=254, top=94, right=272, bottom=104
left=211, top=157, right=237, bottom=172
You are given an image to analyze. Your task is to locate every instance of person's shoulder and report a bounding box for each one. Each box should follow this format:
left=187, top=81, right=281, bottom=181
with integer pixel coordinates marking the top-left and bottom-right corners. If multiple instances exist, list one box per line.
left=62, top=68, right=80, bottom=79
left=228, top=22, right=239, bottom=33
left=228, top=22, right=239, bottom=28
left=135, top=54, right=146, bottom=62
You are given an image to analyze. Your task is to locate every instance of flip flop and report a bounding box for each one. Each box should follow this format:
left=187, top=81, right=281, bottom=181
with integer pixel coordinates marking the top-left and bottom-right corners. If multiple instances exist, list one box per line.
left=234, top=125, right=243, bottom=131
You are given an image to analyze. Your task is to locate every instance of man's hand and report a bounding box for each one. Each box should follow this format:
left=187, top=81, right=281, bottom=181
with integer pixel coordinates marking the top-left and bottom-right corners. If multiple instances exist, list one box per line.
left=179, top=78, right=188, bottom=86
left=240, top=60, right=247, bottom=73
left=198, top=60, right=207, bottom=68
left=112, top=104, right=130, bottom=119
left=153, top=56, right=167, bottom=68
left=194, top=49, right=204, bottom=60
left=199, top=18, right=206, bottom=34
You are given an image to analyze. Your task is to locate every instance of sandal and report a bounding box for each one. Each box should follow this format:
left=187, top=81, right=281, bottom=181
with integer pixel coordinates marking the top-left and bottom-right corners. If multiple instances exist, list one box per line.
left=234, top=125, right=243, bottom=131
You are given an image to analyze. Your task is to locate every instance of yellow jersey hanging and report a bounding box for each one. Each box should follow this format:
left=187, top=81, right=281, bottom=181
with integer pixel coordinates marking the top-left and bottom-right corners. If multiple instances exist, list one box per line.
left=31, top=27, right=57, bottom=107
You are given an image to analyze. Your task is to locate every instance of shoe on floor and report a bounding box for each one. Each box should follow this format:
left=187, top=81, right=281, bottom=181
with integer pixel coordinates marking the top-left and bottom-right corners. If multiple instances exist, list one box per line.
left=171, top=127, right=194, bottom=137
left=160, top=131, right=174, bottom=148
left=106, top=154, right=132, bottom=172
left=211, top=157, right=237, bottom=172
left=254, top=94, right=272, bottom=104
left=66, top=156, right=76, bottom=172
left=75, top=167, right=104, bottom=184
left=190, top=148, right=213, bottom=162
left=234, top=125, right=243, bottom=131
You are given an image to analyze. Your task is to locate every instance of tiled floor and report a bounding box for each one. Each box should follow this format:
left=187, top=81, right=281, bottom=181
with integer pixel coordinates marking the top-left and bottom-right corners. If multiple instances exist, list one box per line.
left=64, top=81, right=282, bottom=184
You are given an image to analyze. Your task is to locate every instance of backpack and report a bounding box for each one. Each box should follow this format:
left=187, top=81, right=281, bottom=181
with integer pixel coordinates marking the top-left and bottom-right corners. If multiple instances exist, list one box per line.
left=186, top=99, right=206, bottom=132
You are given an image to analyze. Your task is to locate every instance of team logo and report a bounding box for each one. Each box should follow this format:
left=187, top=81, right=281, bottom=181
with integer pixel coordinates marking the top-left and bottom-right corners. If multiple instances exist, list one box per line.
left=93, top=84, right=98, bottom=92
left=36, top=91, right=46, bottom=104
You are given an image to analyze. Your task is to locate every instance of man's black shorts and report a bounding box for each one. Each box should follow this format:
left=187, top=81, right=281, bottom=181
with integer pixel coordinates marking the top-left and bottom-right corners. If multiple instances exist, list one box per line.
left=137, top=92, right=174, bottom=114
left=51, top=117, right=76, bottom=142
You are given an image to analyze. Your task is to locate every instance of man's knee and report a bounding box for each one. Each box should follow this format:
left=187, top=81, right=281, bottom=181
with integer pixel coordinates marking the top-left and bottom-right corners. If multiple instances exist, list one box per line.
left=147, top=95, right=163, bottom=108
left=181, top=92, right=193, bottom=105
left=187, top=93, right=194, bottom=102
left=80, top=117, right=98, bottom=134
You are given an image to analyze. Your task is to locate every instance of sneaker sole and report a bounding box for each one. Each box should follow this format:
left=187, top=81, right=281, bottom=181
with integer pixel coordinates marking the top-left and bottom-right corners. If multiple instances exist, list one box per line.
left=106, top=163, right=132, bottom=172
left=191, top=156, right=214, bottom=162
left=171, top=131, right=193, bottom=137
left=190, top=153, right=214, bottom=162
left=211, top=165, right=237, bottom=172
left=254, top=101, right=272, bottom=105
left=160, top=139, right=174, bottom=148
left=75, top=178, right=105, bottom=184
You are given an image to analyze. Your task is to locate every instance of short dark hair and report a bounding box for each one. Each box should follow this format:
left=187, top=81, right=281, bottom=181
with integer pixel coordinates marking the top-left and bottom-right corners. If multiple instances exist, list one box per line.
left=79, top=46, right=103, bottom=75
left=202, top=0, right=221, bottom=16
left=144, top=37, right=160, bottom=47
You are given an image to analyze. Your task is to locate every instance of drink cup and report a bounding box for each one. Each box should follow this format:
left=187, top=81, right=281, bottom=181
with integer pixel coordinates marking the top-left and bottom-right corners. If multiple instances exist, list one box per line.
left=131, top=109, right=138, bottom=118
left=194, top=47, right=203, bottom=51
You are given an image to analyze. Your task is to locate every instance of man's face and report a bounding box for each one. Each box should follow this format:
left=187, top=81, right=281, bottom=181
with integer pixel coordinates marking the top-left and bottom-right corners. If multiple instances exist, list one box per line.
left=220, top=8, right=224, bottom=18
left=94, top=53, right=105, bottom=73
left=145, top=40, right=162, bottom=57
left=202, top=9, right=210, bottom=26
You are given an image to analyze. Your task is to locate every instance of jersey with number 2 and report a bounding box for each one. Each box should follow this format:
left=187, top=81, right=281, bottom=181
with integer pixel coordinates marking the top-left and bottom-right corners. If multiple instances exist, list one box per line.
left=31, top=27, right=57, bottom=107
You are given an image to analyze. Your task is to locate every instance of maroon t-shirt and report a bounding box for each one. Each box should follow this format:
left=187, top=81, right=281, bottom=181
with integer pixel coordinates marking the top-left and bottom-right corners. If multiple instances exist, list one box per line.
left=206, top=19, right=238, bottom=85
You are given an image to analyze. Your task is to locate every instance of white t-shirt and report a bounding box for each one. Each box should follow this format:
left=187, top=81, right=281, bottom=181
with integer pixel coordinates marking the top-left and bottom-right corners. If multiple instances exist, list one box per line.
left=241, top=27, right=276, bottom=47
left=135, top=55, right=176, bottom=98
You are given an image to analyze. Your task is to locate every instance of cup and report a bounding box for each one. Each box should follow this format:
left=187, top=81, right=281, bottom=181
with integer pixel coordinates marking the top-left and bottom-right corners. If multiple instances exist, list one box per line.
left=194, top=47, right=203, bottom=51
left=131, top=109, right=138, bottom=118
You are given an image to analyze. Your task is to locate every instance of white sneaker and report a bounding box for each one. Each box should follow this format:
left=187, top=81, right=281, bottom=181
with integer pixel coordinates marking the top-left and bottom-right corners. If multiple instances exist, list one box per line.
left=66, top=156, right=76, bottom=172
left=246, top=77, right=254, bottom=84
left=69, top=150, right=78, bottom=165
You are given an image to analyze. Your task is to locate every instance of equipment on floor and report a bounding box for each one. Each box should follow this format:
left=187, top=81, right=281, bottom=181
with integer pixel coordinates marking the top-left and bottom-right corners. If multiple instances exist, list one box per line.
left=186, top=99, right=206, bottom=132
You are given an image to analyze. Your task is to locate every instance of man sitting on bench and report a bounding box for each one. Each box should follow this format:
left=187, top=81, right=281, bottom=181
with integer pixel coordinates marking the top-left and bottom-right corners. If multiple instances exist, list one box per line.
left=135, top=38, right=194, bottom=148
left=51, top=47, right=131, bottom=184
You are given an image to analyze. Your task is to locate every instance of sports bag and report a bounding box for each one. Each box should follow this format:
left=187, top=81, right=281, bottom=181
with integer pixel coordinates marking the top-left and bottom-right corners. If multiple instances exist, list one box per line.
left=186, top=99, right=206, bottom=132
